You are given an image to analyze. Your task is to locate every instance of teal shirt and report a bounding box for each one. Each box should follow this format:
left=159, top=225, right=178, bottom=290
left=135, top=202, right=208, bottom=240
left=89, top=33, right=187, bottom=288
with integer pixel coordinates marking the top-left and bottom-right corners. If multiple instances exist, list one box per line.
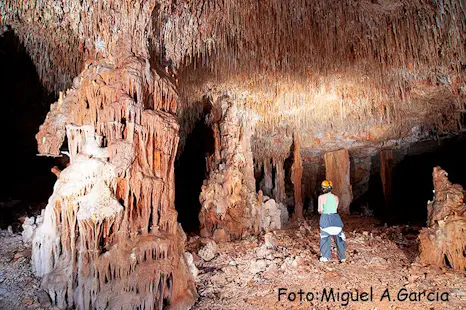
left=322, top=193, right=338, bottom=214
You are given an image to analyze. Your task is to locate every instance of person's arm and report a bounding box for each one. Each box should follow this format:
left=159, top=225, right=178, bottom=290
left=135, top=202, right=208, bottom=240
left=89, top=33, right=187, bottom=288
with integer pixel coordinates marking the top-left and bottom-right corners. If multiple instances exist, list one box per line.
left=318, top=195, right=325, bottom=214
left=335, top=195, right=339, bottom=211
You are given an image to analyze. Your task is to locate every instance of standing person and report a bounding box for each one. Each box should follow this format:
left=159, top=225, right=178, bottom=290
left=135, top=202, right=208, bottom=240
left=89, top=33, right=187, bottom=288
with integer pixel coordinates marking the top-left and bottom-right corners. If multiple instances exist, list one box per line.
left=318, top=180, right=347, bottom=262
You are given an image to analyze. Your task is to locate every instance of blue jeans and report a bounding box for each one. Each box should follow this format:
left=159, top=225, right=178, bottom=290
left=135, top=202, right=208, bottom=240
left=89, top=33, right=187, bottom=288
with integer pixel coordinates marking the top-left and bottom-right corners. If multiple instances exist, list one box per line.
left=320, top=229, right=347, bottom=260
left=319, top=213, right=346, bottom=260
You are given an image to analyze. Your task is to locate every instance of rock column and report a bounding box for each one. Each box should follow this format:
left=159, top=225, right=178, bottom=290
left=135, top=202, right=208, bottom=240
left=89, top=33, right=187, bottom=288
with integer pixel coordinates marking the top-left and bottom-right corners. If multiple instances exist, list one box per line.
left=199, top=95, right=260, bottom=242
left=324, top=149, right=353, bottom=215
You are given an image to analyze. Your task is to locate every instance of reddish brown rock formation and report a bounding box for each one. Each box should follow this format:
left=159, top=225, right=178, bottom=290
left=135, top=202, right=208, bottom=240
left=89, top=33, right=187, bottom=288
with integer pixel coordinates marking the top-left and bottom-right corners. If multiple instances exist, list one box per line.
left=419, top=167, right=466, bottom=272
left=199, top=95, right=260, bottom=241
left=324, top=149, right=353, bottom=215
left=31, top=55, right=196, bottom=309
left=291, top=133, right=304, bottom=220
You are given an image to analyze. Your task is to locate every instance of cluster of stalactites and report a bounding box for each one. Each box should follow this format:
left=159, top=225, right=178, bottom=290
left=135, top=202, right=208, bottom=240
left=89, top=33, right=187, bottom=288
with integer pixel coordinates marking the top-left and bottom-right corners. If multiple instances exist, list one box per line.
left=1, top=0, right=159, bottom=92
left=160, top=0, right=464, bottom=73
left=3, top=0, right=464, bottom=157
left=4, top=0, right=464, bottom=88
left=171, top=0, right=464, bottom=157
left=255, top=157, right=286, bottom=204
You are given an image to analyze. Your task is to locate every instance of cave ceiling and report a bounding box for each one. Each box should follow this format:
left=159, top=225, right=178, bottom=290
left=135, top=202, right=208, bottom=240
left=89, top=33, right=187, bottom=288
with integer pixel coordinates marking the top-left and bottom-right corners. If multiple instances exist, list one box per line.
left=1, top=0, right=465, bottom=158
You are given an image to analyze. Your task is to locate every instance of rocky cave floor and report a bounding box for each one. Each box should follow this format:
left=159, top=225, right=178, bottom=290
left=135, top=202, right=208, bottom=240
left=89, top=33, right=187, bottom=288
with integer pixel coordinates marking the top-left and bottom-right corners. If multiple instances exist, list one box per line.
left=0, top=216, right=465, bottom=310
left=189, top=216, right=466, bottom=310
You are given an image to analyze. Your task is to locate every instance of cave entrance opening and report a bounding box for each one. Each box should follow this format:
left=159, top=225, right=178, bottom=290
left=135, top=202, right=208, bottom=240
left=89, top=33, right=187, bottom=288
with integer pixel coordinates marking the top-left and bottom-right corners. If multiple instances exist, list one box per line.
left=175, top=104, right=215, bottom=234
left=0, top=28, right=60, bottom=231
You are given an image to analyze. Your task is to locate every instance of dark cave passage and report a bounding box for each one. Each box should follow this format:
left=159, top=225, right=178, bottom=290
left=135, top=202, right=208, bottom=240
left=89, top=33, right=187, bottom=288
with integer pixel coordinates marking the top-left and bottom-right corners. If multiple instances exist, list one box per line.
left=366, top=171, right=385, bottom=219
left=175, top=115, right=214, bottom=233
left=390, top=137, right=466, bottom=226
left=0, top=29, right=58, bottom=229
left=348, top=137, right=466, bottom=226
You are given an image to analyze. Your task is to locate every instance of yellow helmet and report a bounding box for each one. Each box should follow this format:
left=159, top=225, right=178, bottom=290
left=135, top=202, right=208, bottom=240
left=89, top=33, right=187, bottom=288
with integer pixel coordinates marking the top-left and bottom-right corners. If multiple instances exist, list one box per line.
left=321, top=180, right=333, bottom=190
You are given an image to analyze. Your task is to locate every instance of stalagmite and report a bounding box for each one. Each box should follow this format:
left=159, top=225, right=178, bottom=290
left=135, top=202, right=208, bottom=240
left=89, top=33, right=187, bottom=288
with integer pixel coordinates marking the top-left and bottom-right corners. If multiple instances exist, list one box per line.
left=273, top=158, right=285, bottom=203
left=260, top=159, right=273, bottom=197
left=291, top=133, right=303, bottom=220
left=380, top=149, right=394, bottom=211
left=199, top=95, right=261, bottom=242
left=419, top=167, right=466, bottom=272
left=324, top=149, right=353, bottom=215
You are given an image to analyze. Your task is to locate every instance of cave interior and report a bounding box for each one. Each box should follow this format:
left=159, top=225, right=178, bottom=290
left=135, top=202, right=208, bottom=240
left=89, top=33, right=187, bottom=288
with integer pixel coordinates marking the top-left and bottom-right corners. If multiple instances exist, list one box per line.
left=0, top=0, right=465, bottom=309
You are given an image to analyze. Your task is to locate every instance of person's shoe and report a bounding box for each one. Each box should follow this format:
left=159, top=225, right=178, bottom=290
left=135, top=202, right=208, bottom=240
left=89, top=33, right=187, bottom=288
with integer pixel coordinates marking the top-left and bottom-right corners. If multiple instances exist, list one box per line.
left=340, top=258, right=346, bottom=263
left=319, top=257, right=329, bottom=262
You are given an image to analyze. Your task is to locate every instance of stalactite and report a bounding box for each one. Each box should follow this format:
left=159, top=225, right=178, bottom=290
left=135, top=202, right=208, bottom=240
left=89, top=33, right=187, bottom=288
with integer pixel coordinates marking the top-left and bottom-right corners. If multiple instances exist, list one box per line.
left=260, top=158, right=273, bottom=197
left=324, top=149, right=353, bottom=215
left=199, top=95, right=261, bottom=241
left=380, top=149, right=394, bottom=211
left=419, top=167, right=466, bottom=272
left=273, top=158, right=285, bottom=203
left=291, top=133, right=303, bottom=220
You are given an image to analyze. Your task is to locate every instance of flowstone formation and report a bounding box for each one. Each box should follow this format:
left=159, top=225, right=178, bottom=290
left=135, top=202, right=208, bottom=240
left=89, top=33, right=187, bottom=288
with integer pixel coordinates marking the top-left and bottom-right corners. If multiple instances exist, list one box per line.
left=31, top=55, right=196, bottom=309
left=419, top=167, right=466, bottom=272
left=199, top=95, right=261, bottom=242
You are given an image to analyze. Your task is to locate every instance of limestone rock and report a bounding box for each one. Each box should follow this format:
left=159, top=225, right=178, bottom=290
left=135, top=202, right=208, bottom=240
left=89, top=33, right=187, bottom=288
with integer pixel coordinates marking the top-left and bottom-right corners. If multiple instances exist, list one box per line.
left=199, top=97, right=261, bottom=240
left=260, top=197, right=288, bottom=231
left=37, top=290, right=52, bottom=308
left=199, top=240, right=217, bottom=262
left=291, top=133, right=304, bottom=219
left=249, top=259, right=267, bottom=274
left=264, top=232, right=277, bottom=249
left=184, top=252, right=199, bottom=279
left=29, top=56, right=197, bottom=309
left=21, top=216, right=37, bottom=244
left=324, top=149, right=353, bottom=214
left=213, top=228, right=231, bottom=243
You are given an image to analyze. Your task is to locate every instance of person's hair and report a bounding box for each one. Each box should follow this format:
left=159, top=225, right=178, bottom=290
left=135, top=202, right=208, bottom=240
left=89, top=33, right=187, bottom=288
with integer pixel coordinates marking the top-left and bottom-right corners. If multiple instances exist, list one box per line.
left=322, top=187, right=332, bottom=194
